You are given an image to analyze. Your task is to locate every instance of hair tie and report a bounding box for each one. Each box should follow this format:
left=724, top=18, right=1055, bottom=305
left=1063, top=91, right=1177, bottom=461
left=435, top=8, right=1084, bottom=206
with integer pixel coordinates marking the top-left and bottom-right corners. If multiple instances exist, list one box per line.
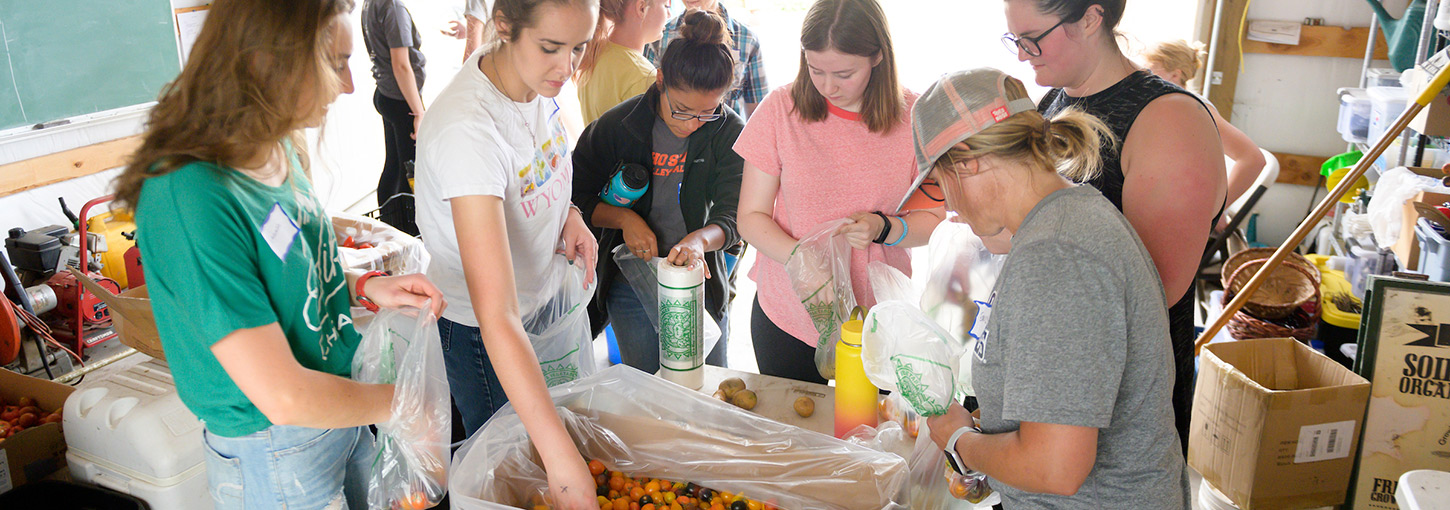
left=1041, top=117, right=1052, bottom=139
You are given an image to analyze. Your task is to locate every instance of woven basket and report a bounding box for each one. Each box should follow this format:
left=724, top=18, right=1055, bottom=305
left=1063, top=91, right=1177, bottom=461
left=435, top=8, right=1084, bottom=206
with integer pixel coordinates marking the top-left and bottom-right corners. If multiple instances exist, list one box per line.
left=1222, top=292, right=1319, bottom=342
left=1221, top=250, right=1321, bottom=319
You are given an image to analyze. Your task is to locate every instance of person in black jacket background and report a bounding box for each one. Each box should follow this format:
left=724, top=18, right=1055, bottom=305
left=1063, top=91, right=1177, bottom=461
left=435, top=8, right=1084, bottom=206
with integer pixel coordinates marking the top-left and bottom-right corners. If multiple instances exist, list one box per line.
left=572, top=8, right=743, bottom=373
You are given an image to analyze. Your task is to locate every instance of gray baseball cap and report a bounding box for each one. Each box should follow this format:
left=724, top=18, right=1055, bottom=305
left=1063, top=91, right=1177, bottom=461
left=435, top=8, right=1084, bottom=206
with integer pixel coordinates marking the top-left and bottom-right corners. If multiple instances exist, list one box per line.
left=897, top=68, right=1037, bottom=212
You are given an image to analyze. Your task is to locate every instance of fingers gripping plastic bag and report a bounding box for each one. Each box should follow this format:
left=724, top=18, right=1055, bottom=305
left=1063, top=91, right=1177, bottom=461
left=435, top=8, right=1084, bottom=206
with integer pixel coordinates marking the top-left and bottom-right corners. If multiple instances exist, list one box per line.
left=903, top=423, right=1000, bottom=509
left=352, top=304, right=451, bottom=510
left=448, top=365, right=909, bottom=510
left=611, top=245, right=723, bottom=354
left=785, top=219, right=858, bottom=380
left=521, top=257, right=598, bottom=386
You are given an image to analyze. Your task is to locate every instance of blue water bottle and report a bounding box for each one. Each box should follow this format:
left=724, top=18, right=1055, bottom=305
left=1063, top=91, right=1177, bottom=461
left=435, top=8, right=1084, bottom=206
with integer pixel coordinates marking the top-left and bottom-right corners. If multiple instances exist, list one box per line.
left=599, top=162, right=649, bottom=207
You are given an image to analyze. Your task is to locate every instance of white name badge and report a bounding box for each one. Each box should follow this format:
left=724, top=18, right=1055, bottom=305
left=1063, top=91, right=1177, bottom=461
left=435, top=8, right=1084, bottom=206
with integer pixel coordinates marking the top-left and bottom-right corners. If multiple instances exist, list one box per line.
left=260, top=202, right=300, bottom=261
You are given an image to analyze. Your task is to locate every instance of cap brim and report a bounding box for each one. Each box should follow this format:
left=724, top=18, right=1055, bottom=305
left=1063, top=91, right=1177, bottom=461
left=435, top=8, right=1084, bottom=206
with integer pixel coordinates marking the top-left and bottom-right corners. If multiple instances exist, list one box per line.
left=894, top=166, right=934, bottom=213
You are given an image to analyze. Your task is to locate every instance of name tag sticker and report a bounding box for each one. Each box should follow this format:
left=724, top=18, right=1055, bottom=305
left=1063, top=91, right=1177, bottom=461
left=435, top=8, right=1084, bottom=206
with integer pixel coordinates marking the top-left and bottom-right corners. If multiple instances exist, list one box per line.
left=261, top=202, right=299, bottom=261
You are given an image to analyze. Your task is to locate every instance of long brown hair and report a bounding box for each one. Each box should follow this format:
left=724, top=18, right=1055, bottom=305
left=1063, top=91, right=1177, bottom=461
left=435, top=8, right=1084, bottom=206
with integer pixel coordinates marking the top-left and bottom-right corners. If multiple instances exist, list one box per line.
left=113, top=0, right=354, bottom=210
left=575, top=0, right=630, bottom=80
left=932, top=77, right=1113, bottom=183
left=790, top=0, right=903, bottom=134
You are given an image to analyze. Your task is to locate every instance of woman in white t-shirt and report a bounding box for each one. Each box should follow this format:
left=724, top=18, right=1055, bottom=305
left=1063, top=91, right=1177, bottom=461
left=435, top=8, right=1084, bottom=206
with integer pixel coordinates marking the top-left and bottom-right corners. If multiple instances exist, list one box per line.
left=415, top=0, right=600, bottom=508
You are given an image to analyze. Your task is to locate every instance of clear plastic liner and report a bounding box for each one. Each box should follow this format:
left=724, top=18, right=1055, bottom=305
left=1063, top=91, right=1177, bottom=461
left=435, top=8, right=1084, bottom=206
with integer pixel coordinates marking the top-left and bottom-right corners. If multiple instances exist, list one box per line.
left=611, top=245, right=722, bottom=356
left=785, top=219, right=858, bottom=380
left=352, top=304, right=451, bottom=510
left=448, top=365, right=909, bottom=510
left=332, top=212, right=430, bottom=276
left=520, top=257, right=598, bottom=386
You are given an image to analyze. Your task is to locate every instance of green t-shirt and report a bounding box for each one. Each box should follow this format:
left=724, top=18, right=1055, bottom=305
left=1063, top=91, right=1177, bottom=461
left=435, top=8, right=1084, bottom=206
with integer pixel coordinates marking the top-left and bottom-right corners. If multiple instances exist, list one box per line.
left=135, top=155, right=360, bottom=438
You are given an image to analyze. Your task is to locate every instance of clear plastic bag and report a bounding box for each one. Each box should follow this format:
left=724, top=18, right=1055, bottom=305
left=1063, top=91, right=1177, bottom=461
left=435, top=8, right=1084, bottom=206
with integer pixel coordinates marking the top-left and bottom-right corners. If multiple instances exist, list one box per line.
left=448, top=365, right=910, bottom=510
left=332, top=212, right=430, bottom=276
left=921, top=223, right=1003, bottom=341
left=860, top=300, right=962, bottom=417
left=352, top=304, right=451, bottom=510
left=868, top=261, right=919, bottom=305
left=520, top=257, right=598, bottom=387
left=785, top=219, right=857, bottom=380
left=611, top=245, right=722, bottom=355
left=902, top=422, right=1000, bottom=509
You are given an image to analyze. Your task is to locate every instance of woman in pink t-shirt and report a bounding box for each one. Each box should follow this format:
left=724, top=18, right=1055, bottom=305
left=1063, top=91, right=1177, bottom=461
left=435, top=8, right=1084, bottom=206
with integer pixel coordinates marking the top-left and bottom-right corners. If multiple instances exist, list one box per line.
left=734, top=0, right=944, bottom=383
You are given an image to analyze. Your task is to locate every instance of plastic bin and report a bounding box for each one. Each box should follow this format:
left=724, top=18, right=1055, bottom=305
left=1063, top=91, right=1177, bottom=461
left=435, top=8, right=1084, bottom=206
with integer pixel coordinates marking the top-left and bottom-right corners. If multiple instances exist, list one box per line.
left=1366, top=67, right=1402, bottom=88
left=63, top=358, right=210, bottom=510
left=1307, top=254, right=1361, bottom=369
left=1338, top=88, right=1371, bottom=143
left=0, top=480, right=151, bottom=509
left=1416, top=218, right=1450, bottom=282
left=1368, top=86, right=1410, bottom=145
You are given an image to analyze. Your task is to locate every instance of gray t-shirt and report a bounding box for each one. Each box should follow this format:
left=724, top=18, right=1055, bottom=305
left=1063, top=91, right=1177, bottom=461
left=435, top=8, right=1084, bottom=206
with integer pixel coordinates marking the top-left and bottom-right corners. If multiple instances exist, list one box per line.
left=362, top=0, right=427, bottom=101
left=647, top=118, right=690, bottom=253
left=972, top=185, right=1188, bottom=509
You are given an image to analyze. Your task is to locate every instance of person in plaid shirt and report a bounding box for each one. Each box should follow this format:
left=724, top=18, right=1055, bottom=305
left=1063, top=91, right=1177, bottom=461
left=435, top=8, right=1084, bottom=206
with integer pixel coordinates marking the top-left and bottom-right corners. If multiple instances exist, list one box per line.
left=645, top=0, right=767, bottom=118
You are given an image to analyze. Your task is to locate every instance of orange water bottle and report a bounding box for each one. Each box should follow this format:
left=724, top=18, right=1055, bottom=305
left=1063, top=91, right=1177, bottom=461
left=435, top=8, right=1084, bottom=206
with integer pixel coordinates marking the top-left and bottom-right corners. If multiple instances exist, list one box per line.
left=834, top=308, right=877, bottom=438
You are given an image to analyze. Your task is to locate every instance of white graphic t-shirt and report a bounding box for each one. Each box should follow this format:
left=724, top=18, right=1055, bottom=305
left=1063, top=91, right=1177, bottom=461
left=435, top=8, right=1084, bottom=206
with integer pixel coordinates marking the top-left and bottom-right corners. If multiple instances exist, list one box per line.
left=416, top=50, right=572, bottom=327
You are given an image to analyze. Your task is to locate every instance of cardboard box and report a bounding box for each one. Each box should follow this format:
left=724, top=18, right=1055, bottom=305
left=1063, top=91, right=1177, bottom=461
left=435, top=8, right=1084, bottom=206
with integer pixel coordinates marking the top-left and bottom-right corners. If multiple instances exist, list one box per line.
left=71, top=269, right=163, bottom=361
left=1391, top=184, right=1450, bottom=271
left=1189, top=338, right=1372, bottom=509
left=1404, top=65, right=1450, bottom=138
left=0, top=369, right=76, bottom=495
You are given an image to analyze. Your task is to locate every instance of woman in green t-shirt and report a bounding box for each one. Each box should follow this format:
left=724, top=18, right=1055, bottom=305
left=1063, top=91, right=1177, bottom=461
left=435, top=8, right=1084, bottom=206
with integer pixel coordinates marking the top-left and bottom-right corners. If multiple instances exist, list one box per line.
left=112, top=1, right=445, bottom=508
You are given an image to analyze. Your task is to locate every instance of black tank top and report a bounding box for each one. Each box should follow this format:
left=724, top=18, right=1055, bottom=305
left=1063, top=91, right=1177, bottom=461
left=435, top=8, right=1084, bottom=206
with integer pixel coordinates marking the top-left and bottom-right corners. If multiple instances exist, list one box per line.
left=1039, top=69, right=1222, bottom=452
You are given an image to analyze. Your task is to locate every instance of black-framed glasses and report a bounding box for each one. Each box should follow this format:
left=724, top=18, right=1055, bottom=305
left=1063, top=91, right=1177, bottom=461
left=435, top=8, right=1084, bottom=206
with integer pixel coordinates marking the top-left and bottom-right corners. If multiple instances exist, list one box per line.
left=663, top=89, right=724, bottom=122
left=1001, top=19, right=1066, bottom=57
left=919, top=178, right=944, bottom=203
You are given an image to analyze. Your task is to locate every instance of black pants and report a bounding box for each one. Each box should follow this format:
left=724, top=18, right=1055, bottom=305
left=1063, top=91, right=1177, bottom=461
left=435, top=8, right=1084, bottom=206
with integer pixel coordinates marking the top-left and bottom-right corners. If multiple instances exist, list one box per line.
left=751, top=297, right=828, bottom=385
left=373, top=90, right=419, bottom=236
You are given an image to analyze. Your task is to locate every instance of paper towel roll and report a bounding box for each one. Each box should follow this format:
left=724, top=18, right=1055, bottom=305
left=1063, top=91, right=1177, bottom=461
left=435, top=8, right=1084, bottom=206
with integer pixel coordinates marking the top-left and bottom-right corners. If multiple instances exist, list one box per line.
left=658, top=259, right=705, bottom=389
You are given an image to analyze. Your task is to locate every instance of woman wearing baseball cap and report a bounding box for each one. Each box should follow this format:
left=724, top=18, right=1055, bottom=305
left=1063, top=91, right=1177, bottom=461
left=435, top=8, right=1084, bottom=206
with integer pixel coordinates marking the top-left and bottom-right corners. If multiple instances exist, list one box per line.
left=917, top=69, right=1189, bottom=508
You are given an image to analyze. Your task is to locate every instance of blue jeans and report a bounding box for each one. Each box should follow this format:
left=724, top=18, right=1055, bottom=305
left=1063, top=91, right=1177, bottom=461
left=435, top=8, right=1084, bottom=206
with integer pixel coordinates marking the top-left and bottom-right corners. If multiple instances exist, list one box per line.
left=438, top=316, right=509, bottom=437
left=201, top=425, right=376, bottom=510
left=607, top=280, right=729, bottom=374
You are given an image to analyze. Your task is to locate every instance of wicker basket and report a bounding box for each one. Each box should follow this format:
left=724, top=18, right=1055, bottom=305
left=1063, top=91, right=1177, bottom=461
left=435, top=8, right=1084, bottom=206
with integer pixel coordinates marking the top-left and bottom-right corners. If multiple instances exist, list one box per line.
left=1221, top=250, right=1322, bottom=319
left=1222, top=292, right=1319, bottom=342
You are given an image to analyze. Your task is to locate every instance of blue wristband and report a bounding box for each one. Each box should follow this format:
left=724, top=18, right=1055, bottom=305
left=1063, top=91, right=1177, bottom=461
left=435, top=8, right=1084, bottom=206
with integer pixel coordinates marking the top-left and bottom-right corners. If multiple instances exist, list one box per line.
left=884, top=216, right=909, bottom=246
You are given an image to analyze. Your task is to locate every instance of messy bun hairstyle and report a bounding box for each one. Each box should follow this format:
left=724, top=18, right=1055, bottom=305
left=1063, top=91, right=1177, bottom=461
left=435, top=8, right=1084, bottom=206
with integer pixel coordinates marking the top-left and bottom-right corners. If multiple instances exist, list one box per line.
left=932, top=76, right=1114, bottom=182
left=660, top=8, right=736, bottom=93
left=1143, top=39, right=1207, bottom=87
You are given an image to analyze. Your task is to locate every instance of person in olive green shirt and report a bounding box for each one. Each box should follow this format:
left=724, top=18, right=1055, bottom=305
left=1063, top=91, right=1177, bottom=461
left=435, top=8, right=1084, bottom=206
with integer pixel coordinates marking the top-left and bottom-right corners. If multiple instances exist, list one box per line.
left=111, top=1, right=444, bottom=508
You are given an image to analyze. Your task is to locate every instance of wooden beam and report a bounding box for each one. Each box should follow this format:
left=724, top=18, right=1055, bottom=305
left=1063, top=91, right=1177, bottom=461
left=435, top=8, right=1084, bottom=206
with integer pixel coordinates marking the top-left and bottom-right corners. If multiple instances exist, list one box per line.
left=1242, top=24, right=1388, bottom=60
left=0, top=135, right=140, bottom=197
left=1271, top=152, right=1329, bottom=187
left=1206, top=0, right=1249, bottom=121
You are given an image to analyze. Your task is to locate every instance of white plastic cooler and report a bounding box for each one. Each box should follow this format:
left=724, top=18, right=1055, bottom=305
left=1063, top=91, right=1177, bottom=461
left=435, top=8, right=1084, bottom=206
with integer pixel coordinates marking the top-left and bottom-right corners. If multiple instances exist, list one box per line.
left=63, top=357, right=211, bottom=510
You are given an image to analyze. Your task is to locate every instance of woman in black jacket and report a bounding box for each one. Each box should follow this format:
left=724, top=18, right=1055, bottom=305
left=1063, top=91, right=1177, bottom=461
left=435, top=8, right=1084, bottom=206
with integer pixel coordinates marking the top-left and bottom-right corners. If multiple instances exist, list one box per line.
left=571, top=8, right=743, bottom=373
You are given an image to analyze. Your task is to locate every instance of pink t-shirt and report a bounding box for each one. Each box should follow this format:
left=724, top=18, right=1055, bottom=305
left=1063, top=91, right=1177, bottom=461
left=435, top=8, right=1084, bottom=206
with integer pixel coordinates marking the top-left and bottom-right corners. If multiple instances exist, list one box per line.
left=734, top=85, right=921, bottom=346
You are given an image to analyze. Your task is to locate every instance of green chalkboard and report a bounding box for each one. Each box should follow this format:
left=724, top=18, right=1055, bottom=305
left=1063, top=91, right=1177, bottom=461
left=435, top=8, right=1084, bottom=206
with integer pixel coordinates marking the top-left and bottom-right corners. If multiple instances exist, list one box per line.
left=0, top=0, right=181, bottom=131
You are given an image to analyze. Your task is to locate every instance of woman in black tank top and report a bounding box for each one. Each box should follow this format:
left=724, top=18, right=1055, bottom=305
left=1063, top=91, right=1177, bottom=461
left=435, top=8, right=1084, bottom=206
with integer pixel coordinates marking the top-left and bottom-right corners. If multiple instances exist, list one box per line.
left=1004, top=0, right=1228, bottom=455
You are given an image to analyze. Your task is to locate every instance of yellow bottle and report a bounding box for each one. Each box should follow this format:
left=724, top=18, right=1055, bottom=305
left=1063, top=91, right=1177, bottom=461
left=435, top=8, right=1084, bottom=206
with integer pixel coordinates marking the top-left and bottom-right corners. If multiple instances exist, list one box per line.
left=834, top=308, right=877, bottom=438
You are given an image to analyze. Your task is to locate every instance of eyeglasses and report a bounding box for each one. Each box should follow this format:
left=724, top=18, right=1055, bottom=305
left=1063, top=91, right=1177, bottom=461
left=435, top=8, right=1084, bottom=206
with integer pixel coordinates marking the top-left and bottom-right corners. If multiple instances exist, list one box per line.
left=1001, top=19, right=1066, bottom=57
left=919, top=178, right=944, bottom=203
left=663, top=89, right=724, bottom=122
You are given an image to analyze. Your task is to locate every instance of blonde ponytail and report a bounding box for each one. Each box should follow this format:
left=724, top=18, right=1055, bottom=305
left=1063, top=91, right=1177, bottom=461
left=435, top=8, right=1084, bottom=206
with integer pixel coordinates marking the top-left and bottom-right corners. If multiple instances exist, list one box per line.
left=1045, top=108, right=1113, bottom=181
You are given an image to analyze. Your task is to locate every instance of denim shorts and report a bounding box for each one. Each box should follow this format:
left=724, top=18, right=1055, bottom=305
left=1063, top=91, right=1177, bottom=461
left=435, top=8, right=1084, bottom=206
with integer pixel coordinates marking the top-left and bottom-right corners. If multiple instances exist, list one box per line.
left=201, top=424, right=376, bottom=510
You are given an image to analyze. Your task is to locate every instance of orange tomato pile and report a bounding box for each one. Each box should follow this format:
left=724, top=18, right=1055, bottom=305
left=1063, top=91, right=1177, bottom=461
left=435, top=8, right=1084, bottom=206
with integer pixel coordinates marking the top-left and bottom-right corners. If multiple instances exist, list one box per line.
left=0, top=395, right=61, bottom=442
left=532, top=459, right=780, bottom=510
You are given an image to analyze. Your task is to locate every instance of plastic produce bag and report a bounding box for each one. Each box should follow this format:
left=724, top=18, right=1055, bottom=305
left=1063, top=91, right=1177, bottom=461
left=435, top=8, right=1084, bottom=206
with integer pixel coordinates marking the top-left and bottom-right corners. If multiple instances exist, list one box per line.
left=520, top=257, right=598, bottom=386
left=860, top=301, right=963, bottom=417
left=921, top=222, right=1003, bottom=341
left=1366, top=166, right=1450, bottom=248
left=333, top=212, right=430, bottom=276
left=449, top=365, right=908, bottom=509
left=611, top=245, right=722, bottom=355
left=352, top=304, right=451, bottom=510
left=901, top=422, right=1000, bottom=509
left=785, top=219, right=857, bottom=380
left=869, top=261, right=919, bottom=305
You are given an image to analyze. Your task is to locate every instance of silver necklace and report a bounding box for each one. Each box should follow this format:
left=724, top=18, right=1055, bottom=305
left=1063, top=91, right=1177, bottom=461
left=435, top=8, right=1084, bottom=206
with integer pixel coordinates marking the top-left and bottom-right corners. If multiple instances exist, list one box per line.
left=489, top=51, right=539, bottom=150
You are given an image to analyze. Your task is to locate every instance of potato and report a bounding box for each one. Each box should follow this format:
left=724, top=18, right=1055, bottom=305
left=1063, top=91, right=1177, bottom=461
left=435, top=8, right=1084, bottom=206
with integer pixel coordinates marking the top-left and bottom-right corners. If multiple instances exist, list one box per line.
left=717, top=378, right=747, bottom=398
left=793, top=396, right=815, bottom=418
left=712, top=389, right=731, bottom=402
left=730, top=389, right=757, bottom=410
